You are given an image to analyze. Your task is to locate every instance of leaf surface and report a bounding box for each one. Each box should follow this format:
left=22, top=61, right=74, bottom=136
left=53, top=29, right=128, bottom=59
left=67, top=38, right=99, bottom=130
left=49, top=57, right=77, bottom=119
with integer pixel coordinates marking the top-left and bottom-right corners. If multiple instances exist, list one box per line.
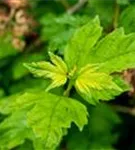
left=119, top=5, right=135, bottom=33
left=24, top=52, right=68, bottom=91
left=89, top=29, right=135, bottom=73
left=0, top=111, right=33, bottom=149
left=75, top=64, right=124, bottom=104
left=0, top=92, right=88, bottom=149
left=64, top=17, right=102, bottom=70
left=67, top=104, right=121, bottom=150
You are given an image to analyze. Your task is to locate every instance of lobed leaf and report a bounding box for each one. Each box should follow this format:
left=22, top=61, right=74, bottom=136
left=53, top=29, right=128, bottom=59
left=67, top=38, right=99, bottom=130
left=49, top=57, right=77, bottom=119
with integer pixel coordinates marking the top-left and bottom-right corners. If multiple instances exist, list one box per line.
left=40, top=14, right=90, bottom=53
left=75, top=64, right=124, bottom=105
left=64, top=16, right=102, bottom=70
left=67, top=104, right=121, bottom=150
left=89, top=28, right=135, bottom=74
left=0, top=91, right=88, bottom=149
left=0, top=111, right=33, bottom=149
left=24, top=53, right=68, bottom=91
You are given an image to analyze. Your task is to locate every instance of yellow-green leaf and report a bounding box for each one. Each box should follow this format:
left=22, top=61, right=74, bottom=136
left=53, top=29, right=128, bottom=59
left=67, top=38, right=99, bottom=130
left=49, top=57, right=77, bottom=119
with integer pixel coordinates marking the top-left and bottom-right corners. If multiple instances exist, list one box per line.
left=24, top=53, right=68, bottom=91
left=75, top=64, right=123, bottom=105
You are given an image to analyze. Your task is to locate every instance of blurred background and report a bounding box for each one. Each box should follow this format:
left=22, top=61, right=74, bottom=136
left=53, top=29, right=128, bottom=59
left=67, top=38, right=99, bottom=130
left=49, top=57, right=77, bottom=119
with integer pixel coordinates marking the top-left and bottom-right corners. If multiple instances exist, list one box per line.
left=0, top=0, right=135, bottom=149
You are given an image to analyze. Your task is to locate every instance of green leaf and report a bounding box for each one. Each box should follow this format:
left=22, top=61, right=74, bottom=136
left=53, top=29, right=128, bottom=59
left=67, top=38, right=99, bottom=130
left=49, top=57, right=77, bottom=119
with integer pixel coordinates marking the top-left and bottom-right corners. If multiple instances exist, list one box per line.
left=0, top=34, right=18, bottom=59
left=64, top=16, right=102, bottom=70
left=0, top=91, right=88, bottom=149
left=9, top=77, right=50, bottom=94
left=119, top=5, right=135, bottom=33
left=65, top=22, right=133, bottom=105
left=14, top=140, right=34, bottom=150
left=89, top=28, right=135, bottom=73
left=67, top=104, right=121, bottom=150
left=88, top=0, right=114, bottom=28
left=12, top=52, right=45, bottom=80
left=74, top=64, right=124, bottom=105
left=40, top=14, right=90, bottom=53
left=24, top=52, right=68, bottom=91
left=48, top=52, right=68, bottom=73
left=112, top=74, right=131, bottom=91
left=0, top=88, right=5, bottom=98
left=116, top=0, right=129, bottom=5
left=0, top=111, right=33, bottom=149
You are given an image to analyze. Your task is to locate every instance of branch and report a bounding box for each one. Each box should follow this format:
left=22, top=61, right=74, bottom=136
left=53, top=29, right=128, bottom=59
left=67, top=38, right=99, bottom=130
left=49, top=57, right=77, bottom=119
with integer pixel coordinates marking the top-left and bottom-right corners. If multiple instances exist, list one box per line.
left=67, top=0, right=88, bottom=15
left=111, top=104, right=135, bottom=116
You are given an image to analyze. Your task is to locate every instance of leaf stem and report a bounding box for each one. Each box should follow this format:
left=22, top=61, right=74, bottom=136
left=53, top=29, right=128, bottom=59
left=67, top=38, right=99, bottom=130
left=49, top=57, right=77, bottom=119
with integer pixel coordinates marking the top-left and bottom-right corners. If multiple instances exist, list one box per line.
left=63, top=80, right=73, bottom=97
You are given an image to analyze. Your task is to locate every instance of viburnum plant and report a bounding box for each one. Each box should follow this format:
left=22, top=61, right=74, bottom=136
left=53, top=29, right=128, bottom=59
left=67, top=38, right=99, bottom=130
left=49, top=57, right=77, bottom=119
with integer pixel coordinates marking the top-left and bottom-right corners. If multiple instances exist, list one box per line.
left=0, top=16, right=135, bottom=150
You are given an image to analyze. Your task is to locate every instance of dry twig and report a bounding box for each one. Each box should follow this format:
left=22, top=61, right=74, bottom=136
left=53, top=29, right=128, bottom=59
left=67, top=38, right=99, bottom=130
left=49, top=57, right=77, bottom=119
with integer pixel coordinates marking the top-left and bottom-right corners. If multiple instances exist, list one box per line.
left=112, top=105, right=135, bottom=116
left=67, top=0, right=88, bottom=14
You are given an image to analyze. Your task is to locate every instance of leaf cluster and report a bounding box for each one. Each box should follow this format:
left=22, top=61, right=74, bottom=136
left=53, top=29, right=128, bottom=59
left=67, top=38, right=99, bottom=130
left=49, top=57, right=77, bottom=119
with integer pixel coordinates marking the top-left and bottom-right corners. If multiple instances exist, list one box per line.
left=0, top=0, right=135, bottom=150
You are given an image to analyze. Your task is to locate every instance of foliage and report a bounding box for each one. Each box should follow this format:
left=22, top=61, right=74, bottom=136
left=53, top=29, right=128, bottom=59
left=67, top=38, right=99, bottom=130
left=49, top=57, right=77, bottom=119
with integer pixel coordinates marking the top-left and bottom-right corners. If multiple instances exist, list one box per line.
left=0, top=91, right=87, bottom=149
left=0, top=0, right=135, bottom=150
left=0, top=34, right=18, bottom=59
left=119, top=5, right=135, bottom=33
left=40, top=14, right=90, bottom=53
left=67, top=104, right=121, bottom=150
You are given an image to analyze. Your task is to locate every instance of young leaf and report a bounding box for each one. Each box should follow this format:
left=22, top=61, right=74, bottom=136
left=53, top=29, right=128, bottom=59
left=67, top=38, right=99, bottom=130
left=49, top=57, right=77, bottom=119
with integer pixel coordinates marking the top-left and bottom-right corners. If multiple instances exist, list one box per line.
left=74, top=64, right=123, bottom=105
left=48, top=52, right=68, bottom=73
left=64, top=16, right=102, bottom=70
left=63, top=20, right=135, bottom=104
left=24, top=52, right=68, bottom=91
left=89, top=28, right=135, bottom=74
left=0, top=91, right=88, bottom=150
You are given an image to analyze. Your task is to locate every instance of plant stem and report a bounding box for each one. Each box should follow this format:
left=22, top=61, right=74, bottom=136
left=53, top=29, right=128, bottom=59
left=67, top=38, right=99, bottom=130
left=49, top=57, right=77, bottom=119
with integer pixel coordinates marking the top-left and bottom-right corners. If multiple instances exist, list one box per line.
left=67, top=0, right=88, bottom=15
left=113, top=0, right=120, bottom=29
left=63, top=80, right=73, bottom=97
